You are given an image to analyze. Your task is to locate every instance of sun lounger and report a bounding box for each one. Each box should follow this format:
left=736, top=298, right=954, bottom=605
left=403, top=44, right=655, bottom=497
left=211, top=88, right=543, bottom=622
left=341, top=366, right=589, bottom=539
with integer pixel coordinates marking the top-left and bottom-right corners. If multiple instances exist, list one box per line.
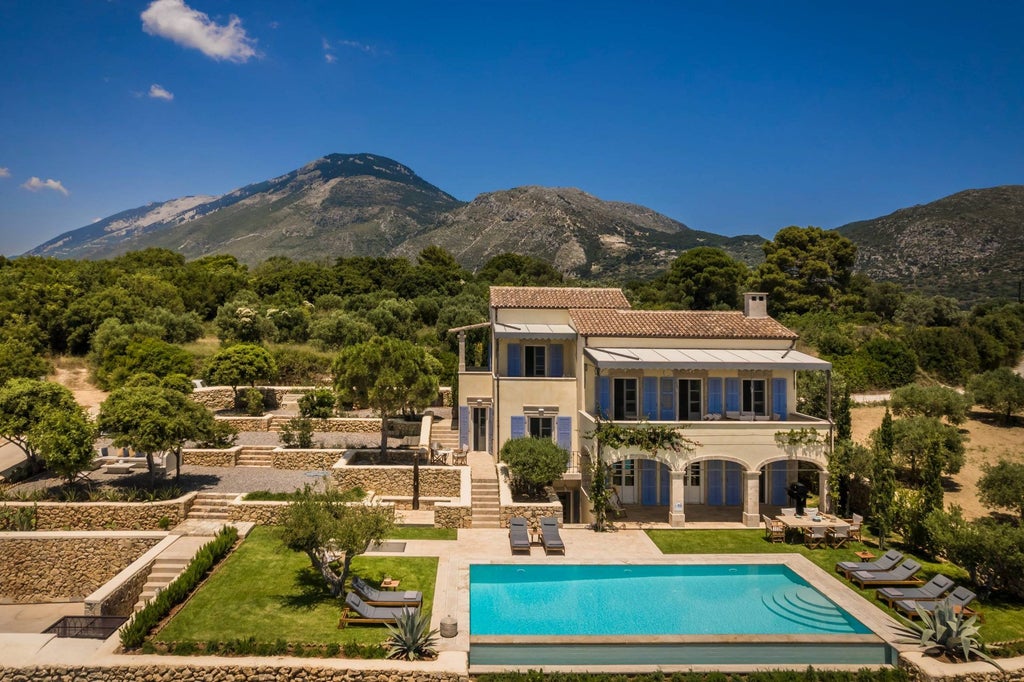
left=836, top=549, right=904, bottom=578
left=850, top=559, right=923, bottom=588
left=876, top=574, right=955, bottom=607
left=338, top=592, right=415, bottom=627
left=894, top=586, right=978, bottom=619
left=509, top=517, right=531, bottom=555
left=540, top=516, right=565, bottom=555
left=351, top=576, right=422, bottom=607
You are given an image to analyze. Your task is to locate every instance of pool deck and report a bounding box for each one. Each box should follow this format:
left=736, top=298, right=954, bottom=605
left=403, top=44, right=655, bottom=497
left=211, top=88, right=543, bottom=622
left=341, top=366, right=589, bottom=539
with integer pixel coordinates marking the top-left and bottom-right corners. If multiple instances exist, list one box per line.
left=2, top=526, right=1018, bottom=676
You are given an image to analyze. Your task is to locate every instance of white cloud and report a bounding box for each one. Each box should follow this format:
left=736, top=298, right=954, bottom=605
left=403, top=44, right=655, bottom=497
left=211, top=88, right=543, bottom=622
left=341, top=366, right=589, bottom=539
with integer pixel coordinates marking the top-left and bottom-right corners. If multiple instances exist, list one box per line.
left=21, top=177, right=69, bottom=196
left=322, top=37, right=336, bottom=64
left=339, top=39, right=378, bottom=55
left=0, top=167, right=10, bottom=178
left=324, top=53, right=337, bottom=64
left=149, top=84, right=175, bottom=100
left=141, top=0, right=257, bottom=63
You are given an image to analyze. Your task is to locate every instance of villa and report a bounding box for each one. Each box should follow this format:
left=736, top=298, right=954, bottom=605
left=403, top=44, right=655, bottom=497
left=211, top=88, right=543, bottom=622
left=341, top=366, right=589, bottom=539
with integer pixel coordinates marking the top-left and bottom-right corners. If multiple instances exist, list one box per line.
left=452, top=286, right=834, bottom=527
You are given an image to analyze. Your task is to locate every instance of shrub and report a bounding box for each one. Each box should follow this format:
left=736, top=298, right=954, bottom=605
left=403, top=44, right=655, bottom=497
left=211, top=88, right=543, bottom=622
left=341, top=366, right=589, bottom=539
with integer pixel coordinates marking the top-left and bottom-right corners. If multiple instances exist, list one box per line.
left=298, top=388, right=336, bottom=418
left=243, top=387, right=265, bottom=416
left=500, top=437, right=569, bottom=497
left=279, top=417, right=314, bottom=448
left=927, top=507, right=1024, bottom=599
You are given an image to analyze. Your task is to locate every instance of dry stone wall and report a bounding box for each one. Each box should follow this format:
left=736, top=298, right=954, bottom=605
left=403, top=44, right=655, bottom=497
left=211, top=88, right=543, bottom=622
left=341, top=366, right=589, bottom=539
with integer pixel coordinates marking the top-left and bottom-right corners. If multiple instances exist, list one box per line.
left=333, top=466, right=461, bottom=497
left=272, top=449, right=345, bottom=470
left=0, top=495, right=193, bottom=531
left=86, top=567, right=149, bottom=617
left=228, top=500, right=288, bottom=525
left=0, top=533, right=162, bottom=603
left=434, top=505, right=472, bottom=528
left=0, top=665, right=468, bottom=682
left=182, top=448, right=239, bottom=467
left=191, top=386, right=296, bottom=411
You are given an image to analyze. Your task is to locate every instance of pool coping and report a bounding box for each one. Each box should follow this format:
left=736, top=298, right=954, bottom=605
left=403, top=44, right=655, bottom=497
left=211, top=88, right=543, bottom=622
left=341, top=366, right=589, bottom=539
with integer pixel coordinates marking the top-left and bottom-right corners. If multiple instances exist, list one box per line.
left=459, top=552, right=914, bottom=672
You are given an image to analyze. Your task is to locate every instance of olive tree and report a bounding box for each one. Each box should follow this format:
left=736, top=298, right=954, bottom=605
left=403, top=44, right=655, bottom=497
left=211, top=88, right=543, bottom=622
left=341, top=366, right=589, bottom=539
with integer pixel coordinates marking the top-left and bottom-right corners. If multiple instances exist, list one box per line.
left=204, top=343, right=277, bottom=406
left=890, top=384, right=972, bottom=425
left=31, top=407, right=96, bottom=486
left=280, top=486, right=394, bottom=597
left=0, top=379, right=79, bottom=469
left=977, top=460, right=1024, bottom=521
left=500, top=437, right=569, bottom=497
left=969, top=368, right=1024, bottom=426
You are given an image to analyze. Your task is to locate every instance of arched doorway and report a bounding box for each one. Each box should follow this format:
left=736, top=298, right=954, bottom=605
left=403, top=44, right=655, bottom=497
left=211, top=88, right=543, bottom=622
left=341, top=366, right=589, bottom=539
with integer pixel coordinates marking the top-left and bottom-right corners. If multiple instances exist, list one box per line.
left=609, top=456, right=671, bottom=522
left=758, top=459, right=827, bottom=515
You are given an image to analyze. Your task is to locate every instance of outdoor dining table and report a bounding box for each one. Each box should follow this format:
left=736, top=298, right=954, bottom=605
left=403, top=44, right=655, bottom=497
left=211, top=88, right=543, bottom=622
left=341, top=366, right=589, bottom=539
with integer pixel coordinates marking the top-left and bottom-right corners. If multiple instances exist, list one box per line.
left=776, top=514, right=850, bottom=531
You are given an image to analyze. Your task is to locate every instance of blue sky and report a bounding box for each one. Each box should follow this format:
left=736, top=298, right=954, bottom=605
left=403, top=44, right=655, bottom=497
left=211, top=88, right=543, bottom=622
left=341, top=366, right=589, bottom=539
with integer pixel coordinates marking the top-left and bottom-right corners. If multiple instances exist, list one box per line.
left=2, top=1, right=1023, bottom=257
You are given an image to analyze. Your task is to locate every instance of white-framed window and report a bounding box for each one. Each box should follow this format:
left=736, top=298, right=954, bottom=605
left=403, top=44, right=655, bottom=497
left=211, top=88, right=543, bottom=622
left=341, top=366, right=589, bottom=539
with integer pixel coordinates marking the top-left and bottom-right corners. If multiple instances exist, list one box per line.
left=528, top=416, right=553, bottom=439
left=742, top=379, right=766, bottom=415
left=524, top=345, right=546, bottom=377
left=687, top=461, right=702, bottom=486
left=613, top=378, right=638, bottom=419
left=678, top=379, right=702, bottom=420
left=612, top=459, right=635, bottom=487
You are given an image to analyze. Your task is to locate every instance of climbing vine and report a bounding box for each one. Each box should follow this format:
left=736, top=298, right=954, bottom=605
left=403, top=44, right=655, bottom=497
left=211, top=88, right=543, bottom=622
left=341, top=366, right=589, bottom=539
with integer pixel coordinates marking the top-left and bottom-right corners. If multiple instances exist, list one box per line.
left=591, top=420, right=698, bottom=455
left=774, top=428, right=825, bottom=447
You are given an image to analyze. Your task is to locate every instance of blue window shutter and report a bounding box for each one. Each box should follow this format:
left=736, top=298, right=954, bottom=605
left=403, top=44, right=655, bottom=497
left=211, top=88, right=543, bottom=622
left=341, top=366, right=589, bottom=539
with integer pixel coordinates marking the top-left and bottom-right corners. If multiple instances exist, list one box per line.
left=659, top=378, right=675, bottom=421
left=549, top=344, right=563, bottom=378
left=459, top=405, right=470, bottom=450
left=507, top=343, right=521, bottom=377
left=660, top=462, right=670, bottom=503
left=771, top=463, right=789, bottom=505
left=707, top=378, right=723, bottom=415
left=707, top=460, right=724, bottom=506
left=642, top=377, right=658, bottom=420
left=725, top=378, right=740, bottom=412
left=556, top=416, right=572, bottom=450
left=597, top=376, right=611, bottom=418
left=641, top=460, right=658, bottom=505
left=510, top=415, right=525, bottom=439
left=772, top=378, right=787, bottom=421
left=725, top=462, right=742, bottom=505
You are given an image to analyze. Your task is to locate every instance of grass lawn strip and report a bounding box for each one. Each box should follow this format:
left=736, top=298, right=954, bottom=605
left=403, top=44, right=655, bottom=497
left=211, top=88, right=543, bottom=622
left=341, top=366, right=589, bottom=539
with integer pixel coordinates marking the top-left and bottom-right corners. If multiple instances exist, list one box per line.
left=388, top=526, right=456, bottom=541
left=646, top=529, right=1023, bottom=644
left=156, top=526, right=437, bottom=647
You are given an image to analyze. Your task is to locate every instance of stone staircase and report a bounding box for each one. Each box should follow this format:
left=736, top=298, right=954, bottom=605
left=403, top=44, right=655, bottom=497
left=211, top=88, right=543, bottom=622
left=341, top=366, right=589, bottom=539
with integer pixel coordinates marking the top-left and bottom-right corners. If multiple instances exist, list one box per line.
left=471, top=473, right=500, bottom=529
left=133, top=555, right=190, bottom=612
left=429, top=416, right=462, bottom=451
left=236, top=446, right=274, bottom=467
left=187, top=491, right=236, bottom=521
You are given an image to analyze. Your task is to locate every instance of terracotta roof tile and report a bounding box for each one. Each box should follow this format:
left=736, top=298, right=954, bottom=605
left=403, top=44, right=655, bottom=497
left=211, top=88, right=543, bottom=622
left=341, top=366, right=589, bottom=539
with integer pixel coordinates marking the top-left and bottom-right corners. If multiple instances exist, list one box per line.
left=490, top=286, right=631, bottom=309
left=569, top=309, right=798, bottom=340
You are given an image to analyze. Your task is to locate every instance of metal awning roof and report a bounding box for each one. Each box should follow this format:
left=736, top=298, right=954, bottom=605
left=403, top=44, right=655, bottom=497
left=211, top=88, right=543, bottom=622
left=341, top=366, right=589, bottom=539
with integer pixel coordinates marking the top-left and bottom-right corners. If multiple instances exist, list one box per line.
left=584, top=347, right=831, bottom=371
left=494, top=323, right=577, bottom=340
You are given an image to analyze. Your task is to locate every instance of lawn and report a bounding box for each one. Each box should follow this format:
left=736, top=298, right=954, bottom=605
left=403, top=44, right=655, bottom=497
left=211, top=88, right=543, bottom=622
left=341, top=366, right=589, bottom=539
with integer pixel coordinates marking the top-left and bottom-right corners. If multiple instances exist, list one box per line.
left=156, top=526, right=438, bottom=647
left=389, top=526, right=457, bottom=541
left=647, top=529, right=1024, bottom=644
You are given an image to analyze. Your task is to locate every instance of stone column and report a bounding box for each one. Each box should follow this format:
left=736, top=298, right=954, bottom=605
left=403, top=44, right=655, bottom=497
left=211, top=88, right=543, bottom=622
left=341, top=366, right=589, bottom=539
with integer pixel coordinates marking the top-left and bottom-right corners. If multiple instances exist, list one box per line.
left=669, top=470, right=687, bottom=527
left=818, top=469, right=830, bottom=514
left=458, top=331, right=466, bottom=372
left=742, top=469, right=761, bottom=527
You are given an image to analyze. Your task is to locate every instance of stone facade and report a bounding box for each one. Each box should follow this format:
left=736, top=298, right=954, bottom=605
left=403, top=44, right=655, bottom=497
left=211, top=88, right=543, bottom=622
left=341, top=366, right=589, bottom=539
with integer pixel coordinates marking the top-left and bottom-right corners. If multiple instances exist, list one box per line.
left=85, top=567, right=149, bottom=617
left=214, top=416, right=419, bottom=435
left=333, top=466, right=461, bottom=497
left=272, top=449, right=345, bottom=470
left=182, top=447, right=239, bottom=467
left=191, top=386, right=297, bottom=411
left=0, top=495, right=194, bottom=531
left=0, top=665, right=468, bottom=682
left=0, top=533, right=162, bottom=603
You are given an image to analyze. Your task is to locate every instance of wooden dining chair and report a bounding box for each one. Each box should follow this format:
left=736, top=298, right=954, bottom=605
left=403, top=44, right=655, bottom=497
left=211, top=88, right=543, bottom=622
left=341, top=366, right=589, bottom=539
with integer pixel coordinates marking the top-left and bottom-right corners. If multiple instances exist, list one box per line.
left=803, top=526, right=826, bottom=549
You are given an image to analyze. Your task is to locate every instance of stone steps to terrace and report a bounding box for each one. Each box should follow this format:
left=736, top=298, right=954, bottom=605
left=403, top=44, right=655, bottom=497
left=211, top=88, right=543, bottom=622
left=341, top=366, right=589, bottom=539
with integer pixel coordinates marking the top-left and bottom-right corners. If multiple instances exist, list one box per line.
left=187, top=491, right=236, bottom=520
left=429, top=417, right=463, bottom=451
left=471, top=477, right=500, bottom=529
left=131, top=535, right=213, bottom=612
left=236, top=446, right=274, bottom=467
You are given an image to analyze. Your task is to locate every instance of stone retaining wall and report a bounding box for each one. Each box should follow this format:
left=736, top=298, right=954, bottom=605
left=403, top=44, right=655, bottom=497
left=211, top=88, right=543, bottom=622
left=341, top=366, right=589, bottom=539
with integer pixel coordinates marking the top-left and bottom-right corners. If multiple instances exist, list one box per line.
left=87, top=567, right=149, bottom=616
left=271, top=449, right=345, bottom=470
left=214, top=416, right=419, bottom=435
left=496, top=463, right=562, bottom=530
left=333, top=466, right=461, bottom=497
left=434, top=505, right=472, bottom=528
left=191, top=386, right=298, bottom=411
left=0, top=665, right=467, bottom=682
left=182, top=447, right=240, bottom=467
left=228, top=500, right=288, bottom=525
left=0, top=494, right=194, bottom=531
left=0, top=533, right=162, bottom=603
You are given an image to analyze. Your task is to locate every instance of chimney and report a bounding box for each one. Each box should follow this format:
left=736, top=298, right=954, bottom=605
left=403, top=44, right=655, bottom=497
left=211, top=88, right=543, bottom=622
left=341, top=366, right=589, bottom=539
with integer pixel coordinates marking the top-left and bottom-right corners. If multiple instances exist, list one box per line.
left=743, top=292, right=768, bottom=318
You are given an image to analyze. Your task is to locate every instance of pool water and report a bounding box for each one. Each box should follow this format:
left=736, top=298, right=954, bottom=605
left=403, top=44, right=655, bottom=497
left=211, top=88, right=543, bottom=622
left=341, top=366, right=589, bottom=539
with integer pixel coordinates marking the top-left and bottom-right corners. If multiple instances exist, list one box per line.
left=470, top=564, right=872, bottom=636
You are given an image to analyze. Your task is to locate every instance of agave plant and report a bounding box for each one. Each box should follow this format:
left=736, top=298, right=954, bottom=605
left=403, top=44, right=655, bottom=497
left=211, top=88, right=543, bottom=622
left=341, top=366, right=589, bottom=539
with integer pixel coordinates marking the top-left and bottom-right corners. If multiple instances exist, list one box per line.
left=897, top=601, right=1002, bottom=670
left=384, top=608, right=438, bottom=661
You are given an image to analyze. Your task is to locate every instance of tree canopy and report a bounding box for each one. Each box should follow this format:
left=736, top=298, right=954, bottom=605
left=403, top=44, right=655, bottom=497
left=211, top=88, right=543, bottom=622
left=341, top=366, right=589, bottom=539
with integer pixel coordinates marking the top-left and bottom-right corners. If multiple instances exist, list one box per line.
left=753, top=226, right=857, bottom=315
left=890, top=384, right=972, bottom=425
left=969, top=367, right=1024, bottom=425
left=333, top=336, right=442, bottom=457
left=204, top=343, right=277, bottom=400
left=0, top=379, right=79, bottom=467
left=977, top=460, right=1024, bottom=521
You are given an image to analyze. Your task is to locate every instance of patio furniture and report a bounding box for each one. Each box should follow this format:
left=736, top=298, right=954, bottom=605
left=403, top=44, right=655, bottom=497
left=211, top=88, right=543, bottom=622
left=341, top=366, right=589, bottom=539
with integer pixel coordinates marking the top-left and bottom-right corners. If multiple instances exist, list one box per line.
left=509, top=517, right=531, bottom=554
left=894, top=586, right=979, bottom=619
left=431, top=448, right=451, bottom=465
left=848, top=513, right=864, bottom=541
left=803, top=526, right=826, bottom=549
left=762, top=514, right=785, bottom=543
left=780, top=507, right=796, bottom=516
left=805, top=507, right=819, bottom=517
left=826, top=525, right=850, bottom=549
left=850, top=559, right=924, bottom=588
left=609, top=488, right=627, bottom=518
left=876, top=574, right=955, bottom=608
left=540, top=516, right=565, bottom=555
left=452, top=444, right=468, bottom=466
left=835, top=549, right=904, bottom=578
left=351, top=576, right=422, bottom=608
left=339, top=592, right=414, bottom=627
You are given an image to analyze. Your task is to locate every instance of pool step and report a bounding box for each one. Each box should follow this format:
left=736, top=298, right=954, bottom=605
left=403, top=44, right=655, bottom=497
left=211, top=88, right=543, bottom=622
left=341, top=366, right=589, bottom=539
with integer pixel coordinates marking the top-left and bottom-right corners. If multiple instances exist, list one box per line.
left=761, top=586, right=852, bottom=633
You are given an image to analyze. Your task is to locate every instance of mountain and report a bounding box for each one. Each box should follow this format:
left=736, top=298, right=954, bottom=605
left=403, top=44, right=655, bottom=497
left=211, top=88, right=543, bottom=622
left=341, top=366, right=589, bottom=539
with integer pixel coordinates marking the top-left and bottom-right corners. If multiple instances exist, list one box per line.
left=27, top=154, right=764, bottom=278
left=394, top=186, right=765, bottom=278
left=836, top=186, right=1024, bottom=304
left=30, top=154, right=465, bottom=263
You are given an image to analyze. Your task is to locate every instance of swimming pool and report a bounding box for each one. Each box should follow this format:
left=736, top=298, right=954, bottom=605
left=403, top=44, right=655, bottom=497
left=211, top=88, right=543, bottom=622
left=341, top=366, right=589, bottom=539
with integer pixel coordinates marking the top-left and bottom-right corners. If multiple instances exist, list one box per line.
left=469, top=563, right=893, bottom=667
